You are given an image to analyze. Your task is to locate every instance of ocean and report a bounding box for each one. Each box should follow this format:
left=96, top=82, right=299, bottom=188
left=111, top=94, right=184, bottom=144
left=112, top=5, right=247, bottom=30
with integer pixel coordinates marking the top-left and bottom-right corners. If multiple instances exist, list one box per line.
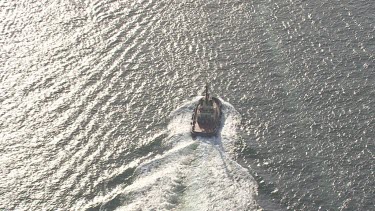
left=1, top=0, right=374, bottom=210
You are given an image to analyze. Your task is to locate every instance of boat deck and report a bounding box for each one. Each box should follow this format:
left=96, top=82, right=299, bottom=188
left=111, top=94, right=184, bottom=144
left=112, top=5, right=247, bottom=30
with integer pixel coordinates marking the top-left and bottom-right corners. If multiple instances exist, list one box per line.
left=191, top=97, right=221, bottom=136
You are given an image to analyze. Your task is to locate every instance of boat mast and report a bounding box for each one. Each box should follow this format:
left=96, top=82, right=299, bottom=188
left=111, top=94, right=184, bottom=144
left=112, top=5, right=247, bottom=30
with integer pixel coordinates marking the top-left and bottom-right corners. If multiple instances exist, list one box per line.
left=205, top=84, right=209, bottom=101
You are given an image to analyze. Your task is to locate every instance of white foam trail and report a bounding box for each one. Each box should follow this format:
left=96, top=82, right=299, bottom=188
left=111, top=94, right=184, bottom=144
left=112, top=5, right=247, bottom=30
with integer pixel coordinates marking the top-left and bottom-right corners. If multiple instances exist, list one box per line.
left=82, top=97, right=261, bottom=210
left=167, top=96, right=202, bottom=136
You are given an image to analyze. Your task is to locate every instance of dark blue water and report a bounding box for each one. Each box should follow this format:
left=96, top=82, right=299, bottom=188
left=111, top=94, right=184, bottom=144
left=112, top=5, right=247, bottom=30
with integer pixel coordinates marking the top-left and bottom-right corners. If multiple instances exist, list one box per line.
left=1, top=0, right=374, bottom=210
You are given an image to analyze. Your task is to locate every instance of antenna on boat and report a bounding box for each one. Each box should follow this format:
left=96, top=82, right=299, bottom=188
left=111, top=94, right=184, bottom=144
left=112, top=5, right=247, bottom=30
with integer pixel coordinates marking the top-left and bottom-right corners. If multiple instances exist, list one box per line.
left=205, top=84, right=209, bottom=100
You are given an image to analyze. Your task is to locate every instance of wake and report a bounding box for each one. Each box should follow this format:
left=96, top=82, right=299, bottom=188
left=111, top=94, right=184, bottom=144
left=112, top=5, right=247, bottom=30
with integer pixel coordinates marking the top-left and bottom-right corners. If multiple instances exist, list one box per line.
left=82, top=98, right=260, bottom=210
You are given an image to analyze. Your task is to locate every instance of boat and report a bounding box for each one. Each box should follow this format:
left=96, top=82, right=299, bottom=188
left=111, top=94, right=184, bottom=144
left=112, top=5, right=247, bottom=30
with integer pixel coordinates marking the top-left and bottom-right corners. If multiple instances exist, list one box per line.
left=191, top=85, right=222, bottom=137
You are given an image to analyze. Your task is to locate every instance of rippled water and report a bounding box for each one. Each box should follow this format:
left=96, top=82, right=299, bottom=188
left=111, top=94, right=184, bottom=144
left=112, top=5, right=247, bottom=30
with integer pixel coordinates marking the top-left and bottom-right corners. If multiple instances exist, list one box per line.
left=1, top=0, right=374, bottom=210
